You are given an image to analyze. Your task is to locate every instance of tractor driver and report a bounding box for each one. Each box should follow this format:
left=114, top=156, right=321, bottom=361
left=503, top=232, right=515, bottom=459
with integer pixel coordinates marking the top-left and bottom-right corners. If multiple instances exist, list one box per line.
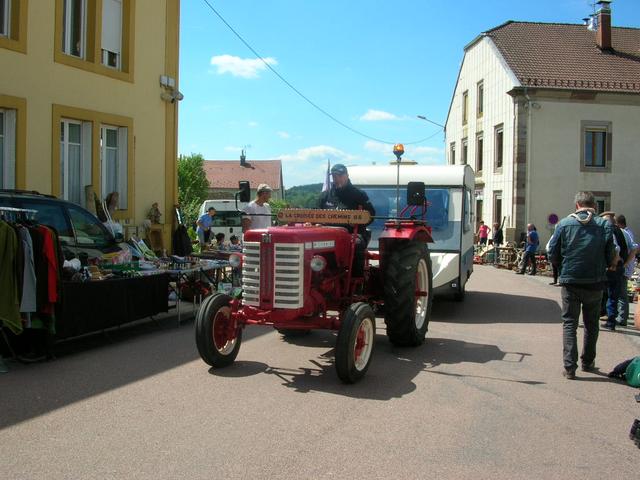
left=318, top=164, right=376, bottom=277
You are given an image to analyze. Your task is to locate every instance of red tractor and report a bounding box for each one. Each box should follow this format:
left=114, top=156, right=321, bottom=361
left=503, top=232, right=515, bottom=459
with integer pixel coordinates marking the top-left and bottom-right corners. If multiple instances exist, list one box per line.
left=195, top=182, right=434, bottom=383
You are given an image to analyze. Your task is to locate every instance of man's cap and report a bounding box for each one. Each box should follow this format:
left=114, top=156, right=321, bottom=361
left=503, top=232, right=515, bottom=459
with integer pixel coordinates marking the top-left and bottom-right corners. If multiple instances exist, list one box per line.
left=599, top=211, right=615, bottom=218
left=257, top=183, right=272, bottom=194
left=330, top=164, right=348, bottom=175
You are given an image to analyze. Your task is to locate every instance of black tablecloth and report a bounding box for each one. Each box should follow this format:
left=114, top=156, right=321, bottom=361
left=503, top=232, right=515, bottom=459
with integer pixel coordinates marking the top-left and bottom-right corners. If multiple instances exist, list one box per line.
left=57, top=274, right=169, bottom=339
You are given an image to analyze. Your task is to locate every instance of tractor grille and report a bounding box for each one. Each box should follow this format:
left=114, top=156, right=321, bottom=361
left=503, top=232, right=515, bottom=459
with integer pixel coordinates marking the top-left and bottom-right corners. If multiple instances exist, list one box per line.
left=241, top=242, right=304, bottom=309
left=273, top=243, right=304, bottom=308
left=241, top=242, right=261, bottom=306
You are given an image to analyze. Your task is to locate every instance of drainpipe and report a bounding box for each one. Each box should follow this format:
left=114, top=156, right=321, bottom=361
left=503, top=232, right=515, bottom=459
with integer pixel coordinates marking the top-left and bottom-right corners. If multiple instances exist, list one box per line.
left=523, top=87, right=533, bottom=229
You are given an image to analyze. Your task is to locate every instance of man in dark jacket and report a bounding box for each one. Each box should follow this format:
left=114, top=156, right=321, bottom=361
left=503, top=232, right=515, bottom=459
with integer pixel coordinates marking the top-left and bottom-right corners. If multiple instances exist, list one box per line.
left=318, top=164, right=375, bottom=277
left=547, top=191, right=615, bottom=380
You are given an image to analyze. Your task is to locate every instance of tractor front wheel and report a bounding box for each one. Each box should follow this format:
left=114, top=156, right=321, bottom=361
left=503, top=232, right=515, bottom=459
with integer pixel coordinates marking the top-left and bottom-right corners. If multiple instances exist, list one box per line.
left=195, top=293, right=242, bottom=368
left=335, top=302, right=376, bottom=383
left=383, top=241, right=433, bottom=346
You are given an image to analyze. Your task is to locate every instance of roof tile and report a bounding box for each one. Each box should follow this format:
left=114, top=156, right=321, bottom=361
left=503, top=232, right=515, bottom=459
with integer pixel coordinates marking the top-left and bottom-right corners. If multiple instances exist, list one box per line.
left=203, top=160, right=283, bottom=190
left=485, top=22, right=640, bottom=93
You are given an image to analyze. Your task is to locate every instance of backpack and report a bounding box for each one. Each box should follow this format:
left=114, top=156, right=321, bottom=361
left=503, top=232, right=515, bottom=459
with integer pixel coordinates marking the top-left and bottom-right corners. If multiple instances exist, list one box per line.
left=626, top=357, right=640, bottom=388
left=609, top=357, right=640, bottom=387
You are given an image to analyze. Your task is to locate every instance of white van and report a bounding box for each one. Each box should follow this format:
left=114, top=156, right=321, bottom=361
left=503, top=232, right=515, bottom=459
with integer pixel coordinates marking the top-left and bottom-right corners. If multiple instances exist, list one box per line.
left=348, top=164, right=475, bottom=300
left=198, top=199, right=248, bottom=239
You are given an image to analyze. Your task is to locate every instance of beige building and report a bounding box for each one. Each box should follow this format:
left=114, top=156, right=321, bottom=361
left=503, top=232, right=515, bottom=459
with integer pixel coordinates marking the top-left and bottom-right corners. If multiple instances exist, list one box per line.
left=0, top=0, right=180, bottom=247
left=445, top=2, right=640, bottom=246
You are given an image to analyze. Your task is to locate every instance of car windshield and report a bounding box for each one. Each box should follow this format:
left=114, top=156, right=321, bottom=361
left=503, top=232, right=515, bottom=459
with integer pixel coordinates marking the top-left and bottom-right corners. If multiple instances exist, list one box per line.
left=361, top=187, right=462, bottom=251
left=212, top=211, right=243, bottom=227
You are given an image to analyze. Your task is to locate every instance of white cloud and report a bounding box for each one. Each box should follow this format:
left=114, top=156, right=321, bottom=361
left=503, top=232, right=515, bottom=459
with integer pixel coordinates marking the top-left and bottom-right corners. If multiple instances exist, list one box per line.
left=280, top=145, right=358, bottom=164
left=277, top=131, right=291, bottom=139
left=210, top=54, right=277, bottom=79
left=280, top=145, right=363, bottom=186
left=360, top=109, right=399, bottom=121
left=364, top=140, right=394, bottom=155
left=248, top=121, right=259, bottom=128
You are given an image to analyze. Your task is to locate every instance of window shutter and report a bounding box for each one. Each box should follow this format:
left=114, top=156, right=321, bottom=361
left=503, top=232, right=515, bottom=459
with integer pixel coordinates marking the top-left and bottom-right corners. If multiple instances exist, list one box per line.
left=81, top=121, right=92, bottom=207
left=117, top=127, right=128, bottom=209
left=3, top=109, right=16, bottom=189
left=102, top=0, right=122, bottom=56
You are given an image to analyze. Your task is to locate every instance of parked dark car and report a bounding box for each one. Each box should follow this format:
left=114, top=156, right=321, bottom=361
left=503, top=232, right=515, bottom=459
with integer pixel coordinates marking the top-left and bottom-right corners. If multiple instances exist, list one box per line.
left=0, top=189, right=127, bottom=261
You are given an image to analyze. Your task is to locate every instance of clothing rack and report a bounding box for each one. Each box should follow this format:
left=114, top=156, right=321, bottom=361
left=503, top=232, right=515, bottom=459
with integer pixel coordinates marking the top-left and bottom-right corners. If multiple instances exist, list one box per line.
left=0, top=207, right=38, bottom=222
left=0, top=207, right=39, bottom=368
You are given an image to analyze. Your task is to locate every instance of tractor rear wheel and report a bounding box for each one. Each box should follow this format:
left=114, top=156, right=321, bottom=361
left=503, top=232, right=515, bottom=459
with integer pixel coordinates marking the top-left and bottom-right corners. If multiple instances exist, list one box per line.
left=383, top=241, right=433, bottom=346
left=335, top=302, right=376, bottom=383
left=195, top=293, right=242, bottom=367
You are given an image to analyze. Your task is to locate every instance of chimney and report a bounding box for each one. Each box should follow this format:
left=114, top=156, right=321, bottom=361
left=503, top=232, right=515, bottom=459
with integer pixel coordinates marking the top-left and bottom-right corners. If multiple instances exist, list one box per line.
left=240, top=149, right=247, bottom=166
left=596, top=0, right=612, bottom=50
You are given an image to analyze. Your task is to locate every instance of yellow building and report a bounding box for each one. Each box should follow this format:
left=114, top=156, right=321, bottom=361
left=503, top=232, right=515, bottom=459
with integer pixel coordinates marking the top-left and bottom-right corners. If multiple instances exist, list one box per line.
left=0, top=0, right=180, bottom=247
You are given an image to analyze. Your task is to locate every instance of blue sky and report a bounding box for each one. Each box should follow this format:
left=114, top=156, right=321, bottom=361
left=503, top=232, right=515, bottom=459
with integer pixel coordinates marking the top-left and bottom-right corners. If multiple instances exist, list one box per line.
left=178, top=0, right=640, bottom=188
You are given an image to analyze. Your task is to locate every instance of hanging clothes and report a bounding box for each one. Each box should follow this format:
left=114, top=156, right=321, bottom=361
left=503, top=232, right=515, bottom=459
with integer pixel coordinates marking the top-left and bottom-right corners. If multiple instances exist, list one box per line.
left=17, top=226, right=37, bottom=317
left=0, top=220, right=22, bottom=334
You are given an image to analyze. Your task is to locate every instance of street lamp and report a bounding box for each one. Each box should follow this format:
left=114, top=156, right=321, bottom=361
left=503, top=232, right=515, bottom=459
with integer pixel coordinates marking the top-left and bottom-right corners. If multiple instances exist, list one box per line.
left=416, top=115, right=445, bottom=129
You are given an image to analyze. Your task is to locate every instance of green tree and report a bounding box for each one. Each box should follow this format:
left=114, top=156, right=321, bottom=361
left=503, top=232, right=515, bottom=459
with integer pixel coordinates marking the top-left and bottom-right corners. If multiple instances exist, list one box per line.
left=178, top=153, right=209, bottom=226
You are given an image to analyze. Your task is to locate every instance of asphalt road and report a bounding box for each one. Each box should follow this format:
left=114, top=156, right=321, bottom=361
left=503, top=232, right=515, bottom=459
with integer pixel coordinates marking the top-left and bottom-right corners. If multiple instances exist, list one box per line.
left=1, top=265, right=639, bottom=479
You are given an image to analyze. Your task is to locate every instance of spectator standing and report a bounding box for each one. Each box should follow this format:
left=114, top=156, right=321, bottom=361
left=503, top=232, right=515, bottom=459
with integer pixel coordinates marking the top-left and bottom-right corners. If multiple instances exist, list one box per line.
left=242, top=184, right=273, bottom=232
left=492, top=222, right=503, bottom=247
left=516, top=224, right=539, bottom=275
left=548, top=192, right=615, bottom=379
left=196, top=207, right=216, bottom=246
left=477, top=221, right=490, bottom=246
left=600, top=212, right=629, bottom=331
left=613, top=214, right=637, bottom=327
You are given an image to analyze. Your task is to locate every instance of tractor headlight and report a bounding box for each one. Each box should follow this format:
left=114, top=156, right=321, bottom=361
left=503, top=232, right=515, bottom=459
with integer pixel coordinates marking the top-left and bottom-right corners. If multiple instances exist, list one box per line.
left=229, top=253, right=242, bottom=268
left=310, top=255, right=327, bottom=272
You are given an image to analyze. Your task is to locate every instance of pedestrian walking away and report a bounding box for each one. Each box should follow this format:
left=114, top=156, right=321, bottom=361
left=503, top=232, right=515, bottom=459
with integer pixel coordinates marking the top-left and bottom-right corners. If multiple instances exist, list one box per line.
left=547, top=192, right=615, bottom=379
left=613, top=214, right=638, bottom=327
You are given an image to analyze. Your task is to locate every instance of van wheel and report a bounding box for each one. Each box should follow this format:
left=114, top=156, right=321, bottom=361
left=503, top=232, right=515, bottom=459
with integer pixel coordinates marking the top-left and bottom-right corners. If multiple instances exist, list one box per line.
left=383, top=241, right=433, bottom=346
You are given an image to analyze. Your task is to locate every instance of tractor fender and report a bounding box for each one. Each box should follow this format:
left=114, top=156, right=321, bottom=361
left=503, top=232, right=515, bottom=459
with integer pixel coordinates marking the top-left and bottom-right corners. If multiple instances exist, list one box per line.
left=378, top=225, right=433, bottom=244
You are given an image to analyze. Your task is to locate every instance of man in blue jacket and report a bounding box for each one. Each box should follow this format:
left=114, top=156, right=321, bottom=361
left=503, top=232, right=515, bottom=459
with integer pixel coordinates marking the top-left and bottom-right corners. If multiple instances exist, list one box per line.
left=547, top=192, right=616, bottom=379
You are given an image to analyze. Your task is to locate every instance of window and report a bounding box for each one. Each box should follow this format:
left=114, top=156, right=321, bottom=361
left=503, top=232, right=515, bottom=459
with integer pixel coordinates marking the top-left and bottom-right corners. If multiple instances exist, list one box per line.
left=493, top=191, right=502, bottom=226
left=62, top=0, right=87, bottom=58
left=0, top=108, right=16, bottom=189
left=476, top=133, right=483, bottom=172
left=100, top=125, right=128, bottom=209
left=55, top=0, right=133, bottom=80
left=463, top=187, right=473, bottom=233
left=0, top=0, right=10, bottom=37
left=462, top=90, right=468, bottom=125
left=477, top=81, right=484, bottom=117
left=60, top=118, right=91, bottom=207
left=494, top=124, right=504, bottom=170
left=592, top=192, right=611, bottom=214
left=68, top=205, right=113, bottom=246
left=449, top=142, right=456, bottom=165
left=461, top=138, right=468, bottom=165
left=581, top=122, right=611, bottom=171
left=101, top=0, right=122, bottom=69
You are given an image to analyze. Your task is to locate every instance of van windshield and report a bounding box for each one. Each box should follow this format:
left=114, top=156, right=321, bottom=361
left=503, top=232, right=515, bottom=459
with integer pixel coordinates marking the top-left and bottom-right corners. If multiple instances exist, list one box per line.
left=212, top=211, right=243, bottom=227
left=361, top=187, right=462, bottom=251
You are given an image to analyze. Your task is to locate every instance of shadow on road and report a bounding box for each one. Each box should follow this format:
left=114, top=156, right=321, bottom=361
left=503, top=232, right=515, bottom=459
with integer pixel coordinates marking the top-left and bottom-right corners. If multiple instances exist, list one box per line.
left=0, top=318, right=272, bottom=430
left=433, top=291, right=562, bottom=324
left=212, top=331, right=538, bottom=400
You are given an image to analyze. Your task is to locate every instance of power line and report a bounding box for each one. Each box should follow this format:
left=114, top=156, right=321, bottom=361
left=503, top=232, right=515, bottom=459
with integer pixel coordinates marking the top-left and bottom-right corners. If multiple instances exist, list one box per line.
left=200, top=0, right=442, bottom=146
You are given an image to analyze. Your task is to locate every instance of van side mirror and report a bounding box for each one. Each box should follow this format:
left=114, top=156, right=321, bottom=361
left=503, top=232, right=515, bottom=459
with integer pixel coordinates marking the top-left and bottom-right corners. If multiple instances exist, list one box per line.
left=238, top=181, right=250, bottom=202
left=407, top=182, right=426, bottom=206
